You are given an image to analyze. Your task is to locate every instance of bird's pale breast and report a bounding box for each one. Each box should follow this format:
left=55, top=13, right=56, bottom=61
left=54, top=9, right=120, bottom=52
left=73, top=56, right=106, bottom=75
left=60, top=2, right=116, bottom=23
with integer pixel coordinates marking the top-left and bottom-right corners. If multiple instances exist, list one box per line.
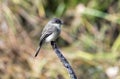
left=45, top=24, right=61, bottom=42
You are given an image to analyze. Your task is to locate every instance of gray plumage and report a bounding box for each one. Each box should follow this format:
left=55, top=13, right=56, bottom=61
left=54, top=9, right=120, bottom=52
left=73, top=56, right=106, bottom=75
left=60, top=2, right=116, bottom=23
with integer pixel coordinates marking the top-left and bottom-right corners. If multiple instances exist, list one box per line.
left=35, top=18, right=63, bottom=57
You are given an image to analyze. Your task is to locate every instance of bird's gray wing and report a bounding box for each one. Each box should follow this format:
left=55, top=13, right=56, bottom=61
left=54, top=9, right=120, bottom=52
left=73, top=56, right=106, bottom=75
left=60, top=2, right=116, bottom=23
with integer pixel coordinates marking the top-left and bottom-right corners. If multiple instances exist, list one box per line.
left=34, top=25, right=54, bottom=57
left=40, top=24, right=56, bottom=43
left=35, top=23, right=57, bottom=57
left=34, top=32, right=52, bottom=57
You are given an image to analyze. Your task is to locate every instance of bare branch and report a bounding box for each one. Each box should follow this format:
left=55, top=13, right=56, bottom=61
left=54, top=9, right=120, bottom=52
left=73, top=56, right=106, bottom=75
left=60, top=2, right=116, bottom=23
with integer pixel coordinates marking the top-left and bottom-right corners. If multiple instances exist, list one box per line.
left=51, top=41, right=77, bottom=79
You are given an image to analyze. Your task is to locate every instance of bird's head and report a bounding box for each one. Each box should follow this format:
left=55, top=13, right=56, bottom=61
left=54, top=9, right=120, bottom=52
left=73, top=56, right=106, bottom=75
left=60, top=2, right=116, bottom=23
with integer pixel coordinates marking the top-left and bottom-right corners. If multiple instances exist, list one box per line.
left=51, top=18, right=63, bottom=25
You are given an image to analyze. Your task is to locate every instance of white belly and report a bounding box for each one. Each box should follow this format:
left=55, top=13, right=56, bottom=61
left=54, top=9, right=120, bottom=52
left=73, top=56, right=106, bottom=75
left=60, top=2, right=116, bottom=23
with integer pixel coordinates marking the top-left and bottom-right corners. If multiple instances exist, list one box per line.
left=45, top=32, right=58, bottom=42
left=45, top=24, right=61, bottom=42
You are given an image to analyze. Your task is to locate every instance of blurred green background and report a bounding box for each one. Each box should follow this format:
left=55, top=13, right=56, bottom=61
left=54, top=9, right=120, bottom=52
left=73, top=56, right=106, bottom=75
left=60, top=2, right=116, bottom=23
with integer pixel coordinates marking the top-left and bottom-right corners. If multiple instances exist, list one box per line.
left=0, top=0, right=120, bottom=79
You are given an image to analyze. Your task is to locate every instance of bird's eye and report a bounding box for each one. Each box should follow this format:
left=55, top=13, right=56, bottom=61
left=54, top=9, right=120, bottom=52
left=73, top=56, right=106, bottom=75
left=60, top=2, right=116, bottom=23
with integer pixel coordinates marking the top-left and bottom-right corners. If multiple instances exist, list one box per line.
left=56, top=20, right=60, bottom=23
left=55, top=20, right=58, bottom=23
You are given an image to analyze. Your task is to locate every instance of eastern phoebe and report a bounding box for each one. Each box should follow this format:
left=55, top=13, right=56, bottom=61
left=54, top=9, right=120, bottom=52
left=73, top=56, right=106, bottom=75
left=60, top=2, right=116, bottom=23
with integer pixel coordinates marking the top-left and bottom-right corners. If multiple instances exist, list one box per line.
left=35, top=18, right=63, bottom=57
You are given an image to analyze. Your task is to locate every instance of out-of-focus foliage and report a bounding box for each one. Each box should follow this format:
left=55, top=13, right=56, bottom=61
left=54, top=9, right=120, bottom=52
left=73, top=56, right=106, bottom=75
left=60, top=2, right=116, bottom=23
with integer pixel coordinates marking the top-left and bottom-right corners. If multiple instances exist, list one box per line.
left=0, top=0, right=120, bottom=79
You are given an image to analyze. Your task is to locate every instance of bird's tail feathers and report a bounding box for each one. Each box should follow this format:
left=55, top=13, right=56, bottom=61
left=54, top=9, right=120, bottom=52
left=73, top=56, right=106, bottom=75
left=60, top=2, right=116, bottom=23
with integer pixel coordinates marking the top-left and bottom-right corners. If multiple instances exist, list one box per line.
left=34, top=46, right=41, bottom=57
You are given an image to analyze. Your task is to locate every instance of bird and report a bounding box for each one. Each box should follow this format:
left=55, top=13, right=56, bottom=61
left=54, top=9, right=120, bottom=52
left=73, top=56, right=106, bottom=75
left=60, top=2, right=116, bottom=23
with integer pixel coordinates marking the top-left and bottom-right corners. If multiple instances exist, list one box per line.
left=34, top=18, right=63, bottom=57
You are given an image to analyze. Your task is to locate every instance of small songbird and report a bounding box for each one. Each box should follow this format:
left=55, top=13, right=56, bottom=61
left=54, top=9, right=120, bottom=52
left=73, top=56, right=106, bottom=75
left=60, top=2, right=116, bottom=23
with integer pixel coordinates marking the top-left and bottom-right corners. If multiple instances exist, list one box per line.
left=34, top=18, right=63, bottom=57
